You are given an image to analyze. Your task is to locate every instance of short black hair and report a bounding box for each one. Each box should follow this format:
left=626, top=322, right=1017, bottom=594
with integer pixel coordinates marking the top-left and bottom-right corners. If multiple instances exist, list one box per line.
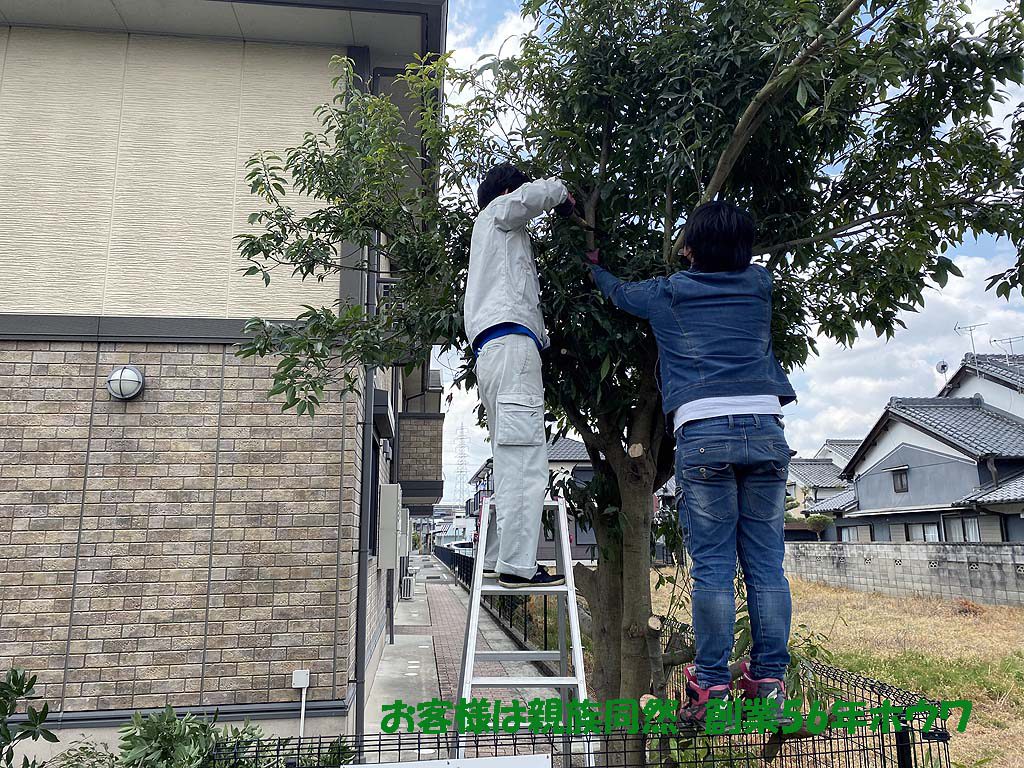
left=682, top=201, right=756, bottom=272
left=477, top=163, right=531, bottom=211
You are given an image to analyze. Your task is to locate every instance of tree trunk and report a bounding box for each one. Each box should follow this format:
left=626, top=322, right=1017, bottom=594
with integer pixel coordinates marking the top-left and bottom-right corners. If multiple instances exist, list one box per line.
left=575, top=512, right=623, bottom=703
left=617, top=479, right=655, bottom=701
left=576, top=474, right=658, bottom=703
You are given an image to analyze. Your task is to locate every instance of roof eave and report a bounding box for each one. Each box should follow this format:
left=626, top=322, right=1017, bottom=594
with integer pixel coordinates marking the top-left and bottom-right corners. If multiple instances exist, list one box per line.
left=840, top=408, right=981, bottom=479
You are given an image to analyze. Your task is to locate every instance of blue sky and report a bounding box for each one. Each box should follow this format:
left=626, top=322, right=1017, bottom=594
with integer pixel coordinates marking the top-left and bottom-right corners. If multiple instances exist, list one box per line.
left=438, top=0, right=1024, bottom=502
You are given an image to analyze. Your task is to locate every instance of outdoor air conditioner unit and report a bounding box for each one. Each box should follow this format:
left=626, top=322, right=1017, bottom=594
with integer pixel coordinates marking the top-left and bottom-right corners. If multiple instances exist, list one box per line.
left=400, top=575, right=414, bottom=601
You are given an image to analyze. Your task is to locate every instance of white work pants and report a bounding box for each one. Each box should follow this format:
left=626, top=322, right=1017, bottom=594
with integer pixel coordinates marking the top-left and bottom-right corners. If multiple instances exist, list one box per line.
left=475, top=334, right=547, bottom=578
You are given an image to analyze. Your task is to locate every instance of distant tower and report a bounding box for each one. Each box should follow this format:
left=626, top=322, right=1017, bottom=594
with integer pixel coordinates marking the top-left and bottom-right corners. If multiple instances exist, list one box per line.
left=454, top=423, right=470, bottom=503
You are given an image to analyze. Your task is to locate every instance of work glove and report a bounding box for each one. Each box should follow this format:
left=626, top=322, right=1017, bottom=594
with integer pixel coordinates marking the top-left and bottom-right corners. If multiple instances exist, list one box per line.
left=585, top=248, right=600, bottom=265
left=554, top=191, right=576, bottom=219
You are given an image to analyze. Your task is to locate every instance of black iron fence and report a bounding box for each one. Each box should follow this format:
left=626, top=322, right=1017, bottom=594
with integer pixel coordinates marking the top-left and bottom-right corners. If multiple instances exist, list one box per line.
left=435, top=544, right=563, bottom=660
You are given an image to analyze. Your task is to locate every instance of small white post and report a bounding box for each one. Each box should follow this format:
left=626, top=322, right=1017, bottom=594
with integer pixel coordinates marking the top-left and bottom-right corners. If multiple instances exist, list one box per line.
left=292, top=669, right=310, bottom=739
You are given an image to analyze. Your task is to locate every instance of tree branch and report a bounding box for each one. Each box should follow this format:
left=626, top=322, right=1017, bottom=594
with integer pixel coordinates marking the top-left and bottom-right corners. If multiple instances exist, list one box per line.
left=671, top=0, right=870, bottom=255
left=754, top=195, right=1020, bottom=258
left=563, top=399, right=608, bottom=454
left=661, top=177, right=674, bottom=264
left=586, top=111, right=614, bottom=251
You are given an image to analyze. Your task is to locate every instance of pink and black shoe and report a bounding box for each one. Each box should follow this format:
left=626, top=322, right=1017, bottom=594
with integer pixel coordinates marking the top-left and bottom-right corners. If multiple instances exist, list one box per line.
left=737, top=660, right=792, bottom=726
left=678, top=664, right=731, bottom=727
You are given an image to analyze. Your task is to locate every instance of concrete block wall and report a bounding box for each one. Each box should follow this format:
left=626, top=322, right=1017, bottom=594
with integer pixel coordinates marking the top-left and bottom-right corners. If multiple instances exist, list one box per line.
left=785, top=541, right=1024, bottom=606
left=0, top=340, right=376, bottom=714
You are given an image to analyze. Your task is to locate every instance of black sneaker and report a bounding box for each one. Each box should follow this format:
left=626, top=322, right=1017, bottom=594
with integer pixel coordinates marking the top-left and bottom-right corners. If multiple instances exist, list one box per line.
left=498, top=566, right=565, bottom=589
left=482, top=569, right=499, bottom=580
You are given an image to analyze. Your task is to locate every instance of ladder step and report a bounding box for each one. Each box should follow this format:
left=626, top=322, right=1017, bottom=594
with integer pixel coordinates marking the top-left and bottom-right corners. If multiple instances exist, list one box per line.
left=480, top=584, right=569, bottom=595
left=476, top=650, right=562, bottom=662
left=471, top=676, right=580, bottom=688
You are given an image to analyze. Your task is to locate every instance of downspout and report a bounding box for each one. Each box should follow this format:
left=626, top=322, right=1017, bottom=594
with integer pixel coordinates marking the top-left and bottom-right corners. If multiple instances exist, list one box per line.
left=350, top=45, right=373, bottom=755
left=354, top=237, right=377, bottom=749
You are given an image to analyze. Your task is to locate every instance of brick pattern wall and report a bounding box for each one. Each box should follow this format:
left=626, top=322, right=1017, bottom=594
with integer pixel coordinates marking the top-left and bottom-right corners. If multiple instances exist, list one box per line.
left=0, top=341, right=378, bottom=713
left=785, top=541, right=1024, bottom=606
left=397, top=414, right=443, bottom=483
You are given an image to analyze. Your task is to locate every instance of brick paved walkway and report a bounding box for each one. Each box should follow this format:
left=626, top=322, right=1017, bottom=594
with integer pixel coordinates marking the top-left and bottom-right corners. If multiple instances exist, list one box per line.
left=394, top=558, right=557, bottom=706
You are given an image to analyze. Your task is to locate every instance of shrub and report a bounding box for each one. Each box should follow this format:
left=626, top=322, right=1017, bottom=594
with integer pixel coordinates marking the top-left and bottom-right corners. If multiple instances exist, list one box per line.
left=117, top=711, right=269, bottom=768
left=47, top=741, right=117, bottom=768
left=118, top=707, right=218, bottom=768
left=805, top=515, right=834, bottom=540
left=0, top=669, right=57, bottom=768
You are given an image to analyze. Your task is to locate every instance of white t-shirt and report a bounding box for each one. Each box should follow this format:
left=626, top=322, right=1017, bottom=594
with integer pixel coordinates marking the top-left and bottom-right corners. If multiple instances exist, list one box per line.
left=672, top=395, right=783, bottom=435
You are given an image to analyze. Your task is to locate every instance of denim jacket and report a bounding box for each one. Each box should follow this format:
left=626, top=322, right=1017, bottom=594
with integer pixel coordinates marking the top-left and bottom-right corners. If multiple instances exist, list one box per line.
left=590, top=262, right=796, bottom=416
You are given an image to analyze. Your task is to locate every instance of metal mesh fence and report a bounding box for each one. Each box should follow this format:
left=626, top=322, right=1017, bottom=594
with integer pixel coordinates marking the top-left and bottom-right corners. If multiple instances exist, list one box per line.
left=207, top=717, right=951, bottom=768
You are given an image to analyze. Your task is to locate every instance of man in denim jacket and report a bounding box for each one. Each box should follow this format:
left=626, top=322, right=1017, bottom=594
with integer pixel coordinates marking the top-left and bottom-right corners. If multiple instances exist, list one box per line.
left=588, top=201, right=797, bottom=724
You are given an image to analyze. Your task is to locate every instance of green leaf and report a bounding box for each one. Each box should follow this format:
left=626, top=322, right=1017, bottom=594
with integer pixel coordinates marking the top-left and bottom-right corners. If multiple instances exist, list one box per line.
left=796, top=79, right=808, bottom=108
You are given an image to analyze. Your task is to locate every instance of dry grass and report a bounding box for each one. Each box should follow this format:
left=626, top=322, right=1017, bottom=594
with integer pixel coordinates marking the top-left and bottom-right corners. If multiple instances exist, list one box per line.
left=787, top=579, right=1024, bottom=662
left=650, top=569, right=1024, bottom=767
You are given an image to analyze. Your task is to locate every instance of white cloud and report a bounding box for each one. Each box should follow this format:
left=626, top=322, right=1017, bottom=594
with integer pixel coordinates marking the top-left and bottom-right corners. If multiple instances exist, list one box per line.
left=448, top=10, right=534, bottom=70
left=785, top=241, right=1024, bottom=456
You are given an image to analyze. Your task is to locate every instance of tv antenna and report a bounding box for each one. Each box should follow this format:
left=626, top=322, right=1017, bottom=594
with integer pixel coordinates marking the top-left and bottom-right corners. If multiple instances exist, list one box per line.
left=991, top=335, right=1024, bottom=359
left=954, top=322, right=988, bottom=361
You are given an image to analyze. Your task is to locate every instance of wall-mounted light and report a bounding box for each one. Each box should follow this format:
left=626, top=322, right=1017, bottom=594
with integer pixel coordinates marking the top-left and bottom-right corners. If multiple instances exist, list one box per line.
left=106, top=365, right=144, bottom=401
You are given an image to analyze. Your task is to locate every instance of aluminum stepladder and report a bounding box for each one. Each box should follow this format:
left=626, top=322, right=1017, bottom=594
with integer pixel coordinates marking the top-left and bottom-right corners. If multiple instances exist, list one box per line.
left=454, top=494, right=593, bottom=767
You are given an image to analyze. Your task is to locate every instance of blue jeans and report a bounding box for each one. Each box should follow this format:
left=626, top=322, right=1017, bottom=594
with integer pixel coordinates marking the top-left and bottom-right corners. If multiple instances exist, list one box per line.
left=675, top=414, right=792, bottom=687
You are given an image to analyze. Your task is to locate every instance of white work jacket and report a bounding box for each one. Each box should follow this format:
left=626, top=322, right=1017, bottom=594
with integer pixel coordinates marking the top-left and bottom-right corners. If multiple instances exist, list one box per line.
left=463, top=178, right=568, bottom=350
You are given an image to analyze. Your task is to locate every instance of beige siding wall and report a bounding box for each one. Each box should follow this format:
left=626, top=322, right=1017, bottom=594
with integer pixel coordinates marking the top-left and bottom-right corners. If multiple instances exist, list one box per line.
left=0, top=27, right=342, bottom=319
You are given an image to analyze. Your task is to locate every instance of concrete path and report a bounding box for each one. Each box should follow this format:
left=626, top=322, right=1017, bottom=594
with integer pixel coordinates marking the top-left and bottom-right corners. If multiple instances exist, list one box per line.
left=365, top=554, right=560, bottom=732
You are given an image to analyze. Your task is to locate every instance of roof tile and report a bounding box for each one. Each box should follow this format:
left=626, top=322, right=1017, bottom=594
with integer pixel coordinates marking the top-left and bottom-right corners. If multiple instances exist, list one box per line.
left=789, top=458, right=848, bottom=489
left=958, top=353, right=1024, bottom=390
left=955, top=471, right=1024, bottom=506
left=888, top=396, right=1024, bottom=458
left=547, top=436, right=590, bottom=462
left=806, top=488, right=856, bottom=514
left=823, top=439, right=861, bottom=460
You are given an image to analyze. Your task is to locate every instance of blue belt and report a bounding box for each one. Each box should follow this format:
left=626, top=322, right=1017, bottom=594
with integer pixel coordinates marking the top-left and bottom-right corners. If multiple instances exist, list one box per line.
left=472, top=323, right=542, bottom=358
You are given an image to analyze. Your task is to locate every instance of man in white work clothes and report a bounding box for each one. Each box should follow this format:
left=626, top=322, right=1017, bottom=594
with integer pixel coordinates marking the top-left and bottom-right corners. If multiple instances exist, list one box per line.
left=464, top=163, right=574, bottom=588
